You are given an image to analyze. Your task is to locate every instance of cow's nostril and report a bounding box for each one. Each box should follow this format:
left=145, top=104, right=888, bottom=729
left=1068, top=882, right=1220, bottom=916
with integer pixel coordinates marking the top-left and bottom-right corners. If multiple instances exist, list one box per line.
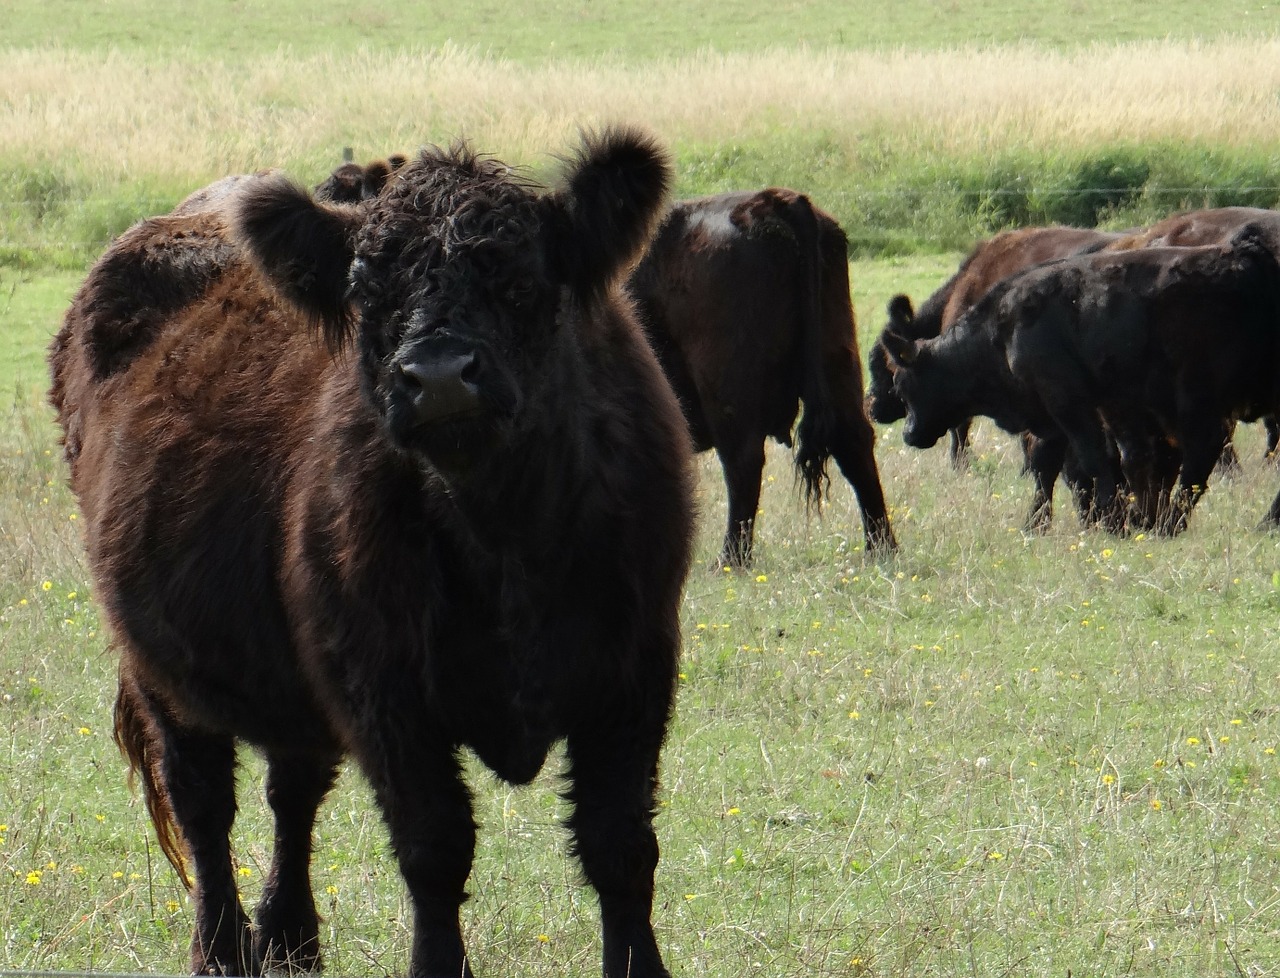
left=458, top=353, right=481, bottom=386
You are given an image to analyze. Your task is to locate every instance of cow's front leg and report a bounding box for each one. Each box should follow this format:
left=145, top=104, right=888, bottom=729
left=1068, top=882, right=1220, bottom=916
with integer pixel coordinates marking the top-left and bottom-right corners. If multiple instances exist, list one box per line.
left=360, top=738, right=477, bottom=978
left=565, top=722, right=672, bottom=978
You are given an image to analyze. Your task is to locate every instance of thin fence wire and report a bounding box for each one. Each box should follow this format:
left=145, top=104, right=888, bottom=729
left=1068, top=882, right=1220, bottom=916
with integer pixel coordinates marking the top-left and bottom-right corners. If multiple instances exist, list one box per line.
left=3, top=184, right=1280, bottom=207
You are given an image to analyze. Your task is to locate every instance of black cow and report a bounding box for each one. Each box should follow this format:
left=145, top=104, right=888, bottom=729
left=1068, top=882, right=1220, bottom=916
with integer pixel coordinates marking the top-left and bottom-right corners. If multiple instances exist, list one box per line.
left=867, top=226, right=1126, bottom=531
left=867, top=226, right=1123, bottom=466
left=627, top=188, right=897, bottom=565
left=880, top=225, right=1280, bottom=535
left=49, top=128, right=694, bottom=978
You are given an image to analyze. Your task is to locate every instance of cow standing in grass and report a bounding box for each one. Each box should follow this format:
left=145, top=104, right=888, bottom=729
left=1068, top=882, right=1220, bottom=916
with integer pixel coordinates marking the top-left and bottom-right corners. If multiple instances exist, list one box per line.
left=49, top=128, right=694, bottom=978
left=866, top=225, right=1125, bottom=530
left=880, top=226, right=1280, bottom=535
left=626, top=188, right=897, bottom=565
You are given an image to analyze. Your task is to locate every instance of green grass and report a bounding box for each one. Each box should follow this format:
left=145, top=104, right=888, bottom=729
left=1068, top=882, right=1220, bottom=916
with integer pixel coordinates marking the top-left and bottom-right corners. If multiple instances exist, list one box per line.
left=7, top=0, right=1280, bottom=61
left=5, top=255, right=1280, bottom=976
left=7, top=3, right=1280, bottom=973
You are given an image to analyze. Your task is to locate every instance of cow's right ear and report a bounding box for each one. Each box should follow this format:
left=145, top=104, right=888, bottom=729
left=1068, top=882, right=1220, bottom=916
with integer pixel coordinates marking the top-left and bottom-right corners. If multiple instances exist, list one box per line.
left=880, top=328, right=919, bottom=368
left=887, top=294, right=915, bottom=329
left=541, top=126, right=671, bottom=303
left=234, top=174, right=363, bottom=350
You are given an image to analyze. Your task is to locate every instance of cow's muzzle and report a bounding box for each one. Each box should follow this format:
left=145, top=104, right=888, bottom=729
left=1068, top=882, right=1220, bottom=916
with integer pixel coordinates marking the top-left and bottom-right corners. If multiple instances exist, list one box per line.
left=397, top=351, right=484, bottom=426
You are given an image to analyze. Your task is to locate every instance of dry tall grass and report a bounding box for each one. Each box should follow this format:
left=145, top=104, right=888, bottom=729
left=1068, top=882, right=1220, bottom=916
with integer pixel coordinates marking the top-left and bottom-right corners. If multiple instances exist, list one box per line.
left=5, top=38, right=1280, bottom=182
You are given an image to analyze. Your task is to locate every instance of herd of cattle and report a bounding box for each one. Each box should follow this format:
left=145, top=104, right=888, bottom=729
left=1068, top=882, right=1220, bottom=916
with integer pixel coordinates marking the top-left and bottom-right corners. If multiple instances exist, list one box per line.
left=869, top=206, right=1280, bottom=536
left=45, top=128, right=1280, bottom=977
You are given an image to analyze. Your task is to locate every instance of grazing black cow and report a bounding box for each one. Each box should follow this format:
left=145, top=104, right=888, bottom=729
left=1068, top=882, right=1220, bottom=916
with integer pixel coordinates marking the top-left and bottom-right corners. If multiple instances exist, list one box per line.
left=49, top=128, right=695, bottom=978
left=866, top=226, right=1124, bottom=468
left=880, top=225, right=1280, bottom=535
left=626, top=188, right=897, bottom=565
left=867, top=226, right=1126, bottom=532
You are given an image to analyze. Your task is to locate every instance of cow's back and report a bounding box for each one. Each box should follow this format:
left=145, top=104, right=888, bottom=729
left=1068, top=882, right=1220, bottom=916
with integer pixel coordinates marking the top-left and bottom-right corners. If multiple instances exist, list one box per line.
left=941, top=226, right=1124, bottom=330
left=50, top=208, right=342, bottom=748
left=630, top=189, right=814, bottom=447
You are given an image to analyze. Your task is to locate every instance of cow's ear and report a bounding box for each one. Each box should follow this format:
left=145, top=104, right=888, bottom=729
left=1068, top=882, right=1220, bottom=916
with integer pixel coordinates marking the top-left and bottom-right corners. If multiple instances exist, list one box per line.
left=887, top=294, right=915, bottom=328
left=880, top=328, right=919, bottom=368
left=234, top=174, right=363, bottom=350
left=542, top=126, right=671, bottom=301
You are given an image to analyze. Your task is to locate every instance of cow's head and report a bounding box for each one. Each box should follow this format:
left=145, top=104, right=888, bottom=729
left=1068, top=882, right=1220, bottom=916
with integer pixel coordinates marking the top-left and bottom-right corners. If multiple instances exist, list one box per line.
left=234, top=127, right=670, bottom=477
left=879, top=327, right=964, bottom=450
left=865, top=294, right=916, bottom=424
left=313, top=155, right=409, bottom=204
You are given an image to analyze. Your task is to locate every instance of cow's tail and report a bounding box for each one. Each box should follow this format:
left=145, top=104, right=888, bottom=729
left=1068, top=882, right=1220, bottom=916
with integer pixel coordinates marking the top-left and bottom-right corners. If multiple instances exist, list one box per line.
left=113, top=669, right=192, bottom=888
left=793, top=197, right=844, bottom=512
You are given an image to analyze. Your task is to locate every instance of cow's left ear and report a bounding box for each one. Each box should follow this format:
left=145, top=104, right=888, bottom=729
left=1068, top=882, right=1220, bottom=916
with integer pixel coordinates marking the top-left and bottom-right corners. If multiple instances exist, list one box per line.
left=234, top=174, right=364, bottom=350
left=542, top=127, right=671, bottom=301
left=880, top=328, right=919, bottom=368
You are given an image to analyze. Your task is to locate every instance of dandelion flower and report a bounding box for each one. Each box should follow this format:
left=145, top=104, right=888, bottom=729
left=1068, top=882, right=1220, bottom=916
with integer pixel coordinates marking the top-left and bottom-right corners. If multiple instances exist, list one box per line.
left=25, top=871, right=41, bottom=885
left=1186, top=737, right=1201, bottom=746
left=41, top=581, right=52, bottom=591
left=537, top=934, right=551, bottom=944
left=238, top=867, right=252, bottom=878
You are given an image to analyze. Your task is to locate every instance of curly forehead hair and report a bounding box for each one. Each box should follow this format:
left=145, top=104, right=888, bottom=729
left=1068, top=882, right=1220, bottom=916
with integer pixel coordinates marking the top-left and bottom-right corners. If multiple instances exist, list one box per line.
left=355, top=143, right=543, bottom=261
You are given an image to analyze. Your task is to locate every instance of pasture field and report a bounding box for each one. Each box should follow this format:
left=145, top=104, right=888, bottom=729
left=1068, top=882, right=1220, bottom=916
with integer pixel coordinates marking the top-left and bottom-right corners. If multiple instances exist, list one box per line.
left=6, top=38, right=1280, bottom=266
left=8, top=0, right=1280, bottom=62
left=4, top=250, right=1280, bottom=977
left=7, top=4, right=1280, bottom=974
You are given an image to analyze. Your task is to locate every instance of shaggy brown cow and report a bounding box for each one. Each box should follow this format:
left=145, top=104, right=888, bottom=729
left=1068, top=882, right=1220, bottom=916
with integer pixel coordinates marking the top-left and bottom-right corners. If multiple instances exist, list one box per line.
left=49, top=128, right=695, bottom=978
left=881, top=225, right=1280, bottom=535
left=626, top=188, right=896, bottom=565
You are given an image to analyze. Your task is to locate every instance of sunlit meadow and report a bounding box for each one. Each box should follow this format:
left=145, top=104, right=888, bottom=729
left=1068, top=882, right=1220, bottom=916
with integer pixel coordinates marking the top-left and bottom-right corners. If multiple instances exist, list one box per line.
left=5, top=260, right=1280, bottom=973
left=6, top=12, right=1280, bottom=976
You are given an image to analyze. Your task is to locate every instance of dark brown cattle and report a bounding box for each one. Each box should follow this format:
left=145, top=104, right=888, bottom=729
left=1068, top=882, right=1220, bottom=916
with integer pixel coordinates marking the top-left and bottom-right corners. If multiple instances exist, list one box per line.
left=866, top=226, right=1123, bottom=529
left=1110, top=205, right=1280, bottom=250
left=50, top=129, right=694, bottom=978
left=626, top=188, right=896, bottom=565
left=1111, top=206, right=1280, bottom=460
left=881, top=225, right=1280, bottom=535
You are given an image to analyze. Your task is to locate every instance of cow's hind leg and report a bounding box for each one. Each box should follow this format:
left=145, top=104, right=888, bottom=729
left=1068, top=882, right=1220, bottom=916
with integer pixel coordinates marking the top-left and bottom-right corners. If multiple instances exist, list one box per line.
left=715, top=438, right=765, bottom=567
left=254, top=752, right=341, bottom=974
left=125, top=686, right=255, bottom=976
left=566, top=717, right=672, bottom=978
left=1165, top=415, right=1229, bottom=535
left=1021, top=433, right=1068, bottom=532
left=826, top=410, right=897, bottom=554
